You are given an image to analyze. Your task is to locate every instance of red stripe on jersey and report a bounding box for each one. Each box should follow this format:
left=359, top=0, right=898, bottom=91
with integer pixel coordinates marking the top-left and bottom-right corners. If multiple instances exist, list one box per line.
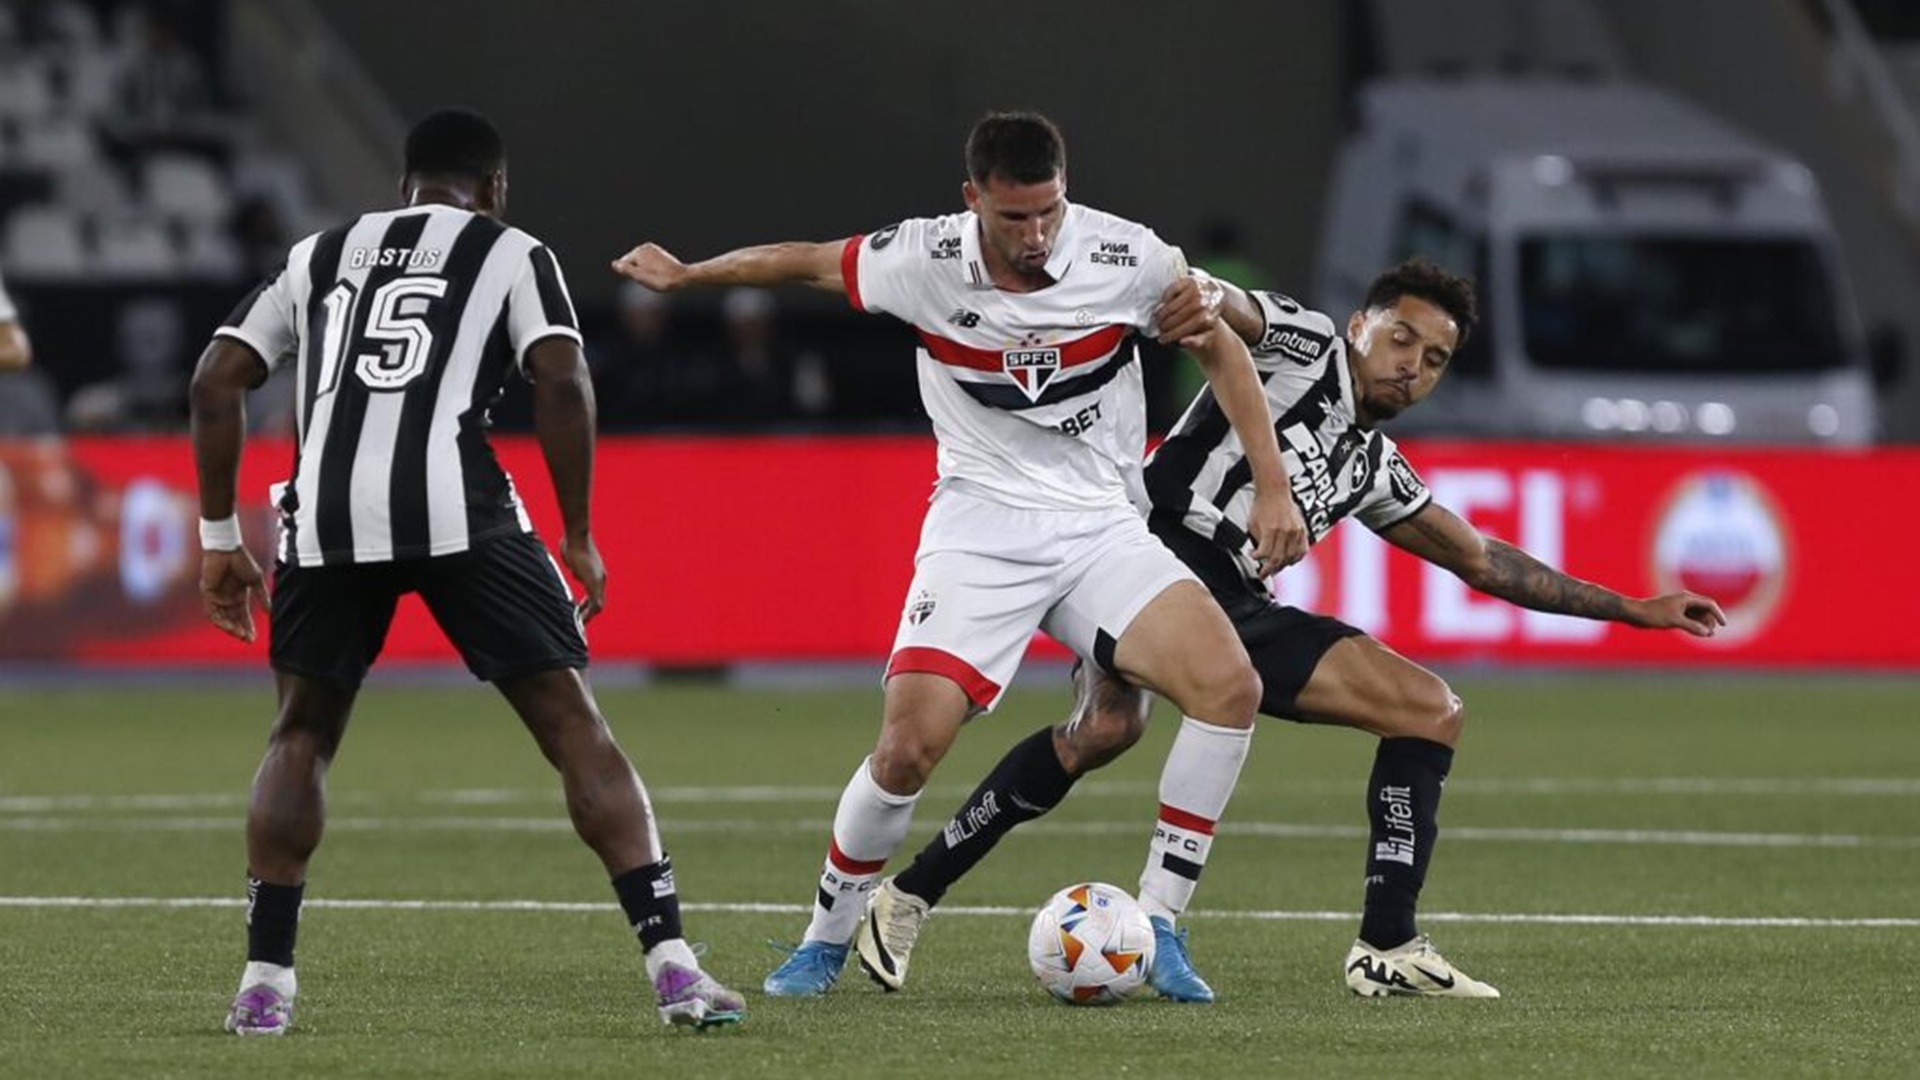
left=841, top=235, right=866, bottom=313
left=828, top=838, right=886, bottom=875
left=886, top=646, right=1002, bottom=708
left=1158, top=803, right=1218, bottom=836
left=914, top=324, right=1128, bottom=374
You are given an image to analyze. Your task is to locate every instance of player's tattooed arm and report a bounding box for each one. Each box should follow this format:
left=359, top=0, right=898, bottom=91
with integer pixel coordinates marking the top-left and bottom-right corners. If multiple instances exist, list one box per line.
left=1477, top=537, right=1629, bottom=621
left=1387, top=502, right=1726, bottom=635
left=1384, top=503, right=1627, bottom=620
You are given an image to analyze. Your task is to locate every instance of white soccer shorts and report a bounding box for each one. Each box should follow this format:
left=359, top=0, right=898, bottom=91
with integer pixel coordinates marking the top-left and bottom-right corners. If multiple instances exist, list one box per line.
left=885, top=483, right=1198, bottom=710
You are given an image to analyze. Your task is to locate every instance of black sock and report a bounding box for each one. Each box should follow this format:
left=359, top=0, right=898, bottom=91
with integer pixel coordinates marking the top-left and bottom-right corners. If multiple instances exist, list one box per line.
left=245, top=876, right=304, bottom=967
left=612, top=857, right=684, bottom=952
left=894, top=726, right=1077, bottom=907
left=1359, top=737, right=1454, bottom=950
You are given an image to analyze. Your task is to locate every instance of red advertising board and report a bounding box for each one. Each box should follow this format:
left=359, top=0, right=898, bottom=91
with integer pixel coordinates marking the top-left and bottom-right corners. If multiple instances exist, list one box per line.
left=2, top=436, right=1915, bottom=669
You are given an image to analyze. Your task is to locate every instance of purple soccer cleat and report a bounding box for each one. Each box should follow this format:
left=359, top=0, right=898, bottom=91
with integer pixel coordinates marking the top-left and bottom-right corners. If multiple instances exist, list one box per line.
left=653, top=962, right=745, bottom=1030
left=225, top=984, right=293, bottom=1036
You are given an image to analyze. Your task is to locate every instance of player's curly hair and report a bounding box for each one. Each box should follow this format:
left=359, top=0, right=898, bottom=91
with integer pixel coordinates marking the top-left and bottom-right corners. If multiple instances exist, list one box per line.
left=404, top=109, right=505, bottom=183
left=1364, top=258, right=1479, bottom=347
left=966, top=111, right=1067, bottom=185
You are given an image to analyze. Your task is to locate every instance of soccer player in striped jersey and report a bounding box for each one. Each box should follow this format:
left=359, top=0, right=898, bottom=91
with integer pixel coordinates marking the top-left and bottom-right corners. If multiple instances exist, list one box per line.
left=614, top=111, right=1308, bottom=1003
left=893, top=258, right=1728, bottom=998
left=191, top=109, right=743, bottom=1035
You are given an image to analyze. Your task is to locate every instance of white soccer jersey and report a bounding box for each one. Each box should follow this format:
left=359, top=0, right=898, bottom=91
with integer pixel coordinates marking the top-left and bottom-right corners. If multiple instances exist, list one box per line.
left=1146, top=288, right=1432, bottom=579
left=841, top=203, right=1186, bottom=512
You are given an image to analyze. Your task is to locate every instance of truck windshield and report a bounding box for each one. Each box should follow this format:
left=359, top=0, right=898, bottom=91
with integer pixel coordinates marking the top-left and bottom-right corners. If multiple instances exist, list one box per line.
left=1519, top=234, right=1848, bottom=373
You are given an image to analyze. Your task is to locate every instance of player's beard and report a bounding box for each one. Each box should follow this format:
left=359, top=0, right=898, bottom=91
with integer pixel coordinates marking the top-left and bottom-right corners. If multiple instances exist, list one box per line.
left=1362, top=384, right=1410, bottom=422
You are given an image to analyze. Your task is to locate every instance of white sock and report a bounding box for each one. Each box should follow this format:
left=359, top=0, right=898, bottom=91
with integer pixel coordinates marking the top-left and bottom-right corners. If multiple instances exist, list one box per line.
left=1138, top=716, right=1253, bottom=921
left=801, top=756, right=918, bottom=944
left=239, top=960, right=296, bottom=997
left=643, top=937, right=698, bottom=981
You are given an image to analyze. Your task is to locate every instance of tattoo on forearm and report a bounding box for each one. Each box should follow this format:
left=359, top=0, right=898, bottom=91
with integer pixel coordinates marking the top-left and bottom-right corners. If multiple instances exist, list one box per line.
left=1481, top=540, right=1629, bottom=621
left=1407, top=513, right=1469, bottom=559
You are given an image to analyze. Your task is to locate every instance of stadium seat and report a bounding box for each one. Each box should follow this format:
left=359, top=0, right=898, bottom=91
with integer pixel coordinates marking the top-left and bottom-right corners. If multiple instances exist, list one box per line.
left=0, top=59, right=55, bottom=120
left=2, top=204, right=89, bottom=277
left=16, top=116, right=99, bottom=170
left=59, top=50, right=126, bottom=118
left=57, top=161, right=135, bottom=215
left=180, top=221, right=243, bottom=279
left=94, top=215, right=179, bottom=277
left=143, top=152, right=232, bottom=223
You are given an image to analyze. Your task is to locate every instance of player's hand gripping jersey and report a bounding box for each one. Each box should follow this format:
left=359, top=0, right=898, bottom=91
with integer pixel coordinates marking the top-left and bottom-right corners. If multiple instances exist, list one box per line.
left=1145, top=289, right=1433, bottom=581
left=841, top=205, right=1185, bottom=512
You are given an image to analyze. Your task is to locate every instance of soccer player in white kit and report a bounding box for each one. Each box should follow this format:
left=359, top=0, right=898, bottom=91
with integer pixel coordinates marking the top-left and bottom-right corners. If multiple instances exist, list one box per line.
left=612, top=112, right=1307, bottom=1003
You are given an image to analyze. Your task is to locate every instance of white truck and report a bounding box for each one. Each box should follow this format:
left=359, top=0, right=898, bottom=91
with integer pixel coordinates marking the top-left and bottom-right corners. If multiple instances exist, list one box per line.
left=1316, top=78, right=1877, bottom=444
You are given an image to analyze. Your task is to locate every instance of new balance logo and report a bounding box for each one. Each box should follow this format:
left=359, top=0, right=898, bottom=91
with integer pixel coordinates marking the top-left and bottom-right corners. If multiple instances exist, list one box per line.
left=948, top=308, right=981, bottom=329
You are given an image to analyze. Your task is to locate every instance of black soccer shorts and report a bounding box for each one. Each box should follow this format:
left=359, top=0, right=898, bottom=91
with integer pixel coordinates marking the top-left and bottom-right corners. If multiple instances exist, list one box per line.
left=1148, top=514, right=1365, bottom=721
left=269, top=531, right=589, bottom=686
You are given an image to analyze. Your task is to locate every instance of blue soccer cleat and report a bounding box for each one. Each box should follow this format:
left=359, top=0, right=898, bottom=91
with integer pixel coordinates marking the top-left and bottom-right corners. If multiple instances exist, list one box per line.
left=762, top=940, right=849, bottom=997
left=1147, top=915, right=1216, bottom=1003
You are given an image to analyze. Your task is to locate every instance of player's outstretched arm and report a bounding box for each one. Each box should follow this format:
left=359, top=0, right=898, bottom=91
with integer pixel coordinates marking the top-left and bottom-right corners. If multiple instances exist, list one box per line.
left=1187, top=321, right=1307, bottom=575
left=526, top=336, right=606, bottom=622
left=188, top=339, right=270, bottom=641
left=611, top=240, right=848, bottom=295
left=1383, top=502, right=1727, bottom=636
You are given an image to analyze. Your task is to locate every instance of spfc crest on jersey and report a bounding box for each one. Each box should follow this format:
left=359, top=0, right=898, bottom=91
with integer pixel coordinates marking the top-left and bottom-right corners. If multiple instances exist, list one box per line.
left=1002, top=346, right=1061, bottom=402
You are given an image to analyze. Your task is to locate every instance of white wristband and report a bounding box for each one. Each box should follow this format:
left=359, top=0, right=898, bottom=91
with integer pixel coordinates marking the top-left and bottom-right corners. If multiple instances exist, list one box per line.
left=199, top=515, right=243, bottom=551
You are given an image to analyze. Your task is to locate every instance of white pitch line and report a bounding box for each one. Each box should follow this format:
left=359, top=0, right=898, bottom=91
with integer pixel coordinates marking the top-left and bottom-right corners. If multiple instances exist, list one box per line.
left=0, top=895, right=1914, bottom=929
left=5, top=776, right=1917, bottom=815
left=6, top=813, right=1918, bottom=851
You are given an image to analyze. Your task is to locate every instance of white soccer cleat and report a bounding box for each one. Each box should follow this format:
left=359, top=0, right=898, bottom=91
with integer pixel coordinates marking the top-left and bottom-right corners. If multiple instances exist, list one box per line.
left=1344, top=935, right=1501, bottom=998
left=855, top=877, right=931, bottom=991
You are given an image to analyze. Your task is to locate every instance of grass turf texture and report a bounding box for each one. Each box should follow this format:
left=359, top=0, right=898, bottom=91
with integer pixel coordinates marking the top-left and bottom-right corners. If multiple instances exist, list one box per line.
left=1, top=675, right=1915, bottom=1078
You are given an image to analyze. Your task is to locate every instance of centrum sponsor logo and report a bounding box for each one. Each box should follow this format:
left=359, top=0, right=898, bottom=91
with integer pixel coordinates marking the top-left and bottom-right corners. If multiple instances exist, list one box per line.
left=1651, top=471, right=1789, bottom=644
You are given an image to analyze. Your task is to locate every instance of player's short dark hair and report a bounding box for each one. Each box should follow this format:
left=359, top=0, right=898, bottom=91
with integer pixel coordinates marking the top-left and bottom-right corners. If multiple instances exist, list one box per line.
left=1364, top=257, right=1479, bottom=348
left=404, top=109, right=506, bottom=182
left=966, top=111, right=1067, bottom=185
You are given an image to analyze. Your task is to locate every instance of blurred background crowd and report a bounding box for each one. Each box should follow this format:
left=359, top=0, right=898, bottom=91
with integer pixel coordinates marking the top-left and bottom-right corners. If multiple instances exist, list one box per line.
left=1, top=0, right=1917, bottom=442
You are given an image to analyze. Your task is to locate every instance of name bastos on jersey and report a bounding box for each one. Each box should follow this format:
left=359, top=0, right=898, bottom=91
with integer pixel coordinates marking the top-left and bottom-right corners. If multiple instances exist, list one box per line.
left=839, top=204, right=1185, bottom=512
left=1146, top=288, right=1433, bottom=581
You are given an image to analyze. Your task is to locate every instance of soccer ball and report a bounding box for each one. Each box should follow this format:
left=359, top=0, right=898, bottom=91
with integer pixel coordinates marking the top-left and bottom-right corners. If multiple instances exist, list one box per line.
left=1026, top=882, right=1156, bottom=1005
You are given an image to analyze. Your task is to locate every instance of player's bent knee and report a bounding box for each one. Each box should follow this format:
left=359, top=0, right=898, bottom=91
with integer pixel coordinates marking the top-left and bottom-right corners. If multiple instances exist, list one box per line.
left=1395, top=677, right=1464, bottom=746
left=1183, top=657, right=1261, bottom=729
left=869, top=732, right=943, bottom=796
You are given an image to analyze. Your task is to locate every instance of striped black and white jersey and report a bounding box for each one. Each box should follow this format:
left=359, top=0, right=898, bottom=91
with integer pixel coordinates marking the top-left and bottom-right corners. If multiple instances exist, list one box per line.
left=1145, top=289, right=1432, bottom=581
left=216, top=203, right=581, bottom=566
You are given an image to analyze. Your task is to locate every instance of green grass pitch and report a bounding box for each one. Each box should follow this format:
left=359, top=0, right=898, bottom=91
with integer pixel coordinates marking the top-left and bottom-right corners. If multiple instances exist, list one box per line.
left=1, top=674, right=1915, bottom=1078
